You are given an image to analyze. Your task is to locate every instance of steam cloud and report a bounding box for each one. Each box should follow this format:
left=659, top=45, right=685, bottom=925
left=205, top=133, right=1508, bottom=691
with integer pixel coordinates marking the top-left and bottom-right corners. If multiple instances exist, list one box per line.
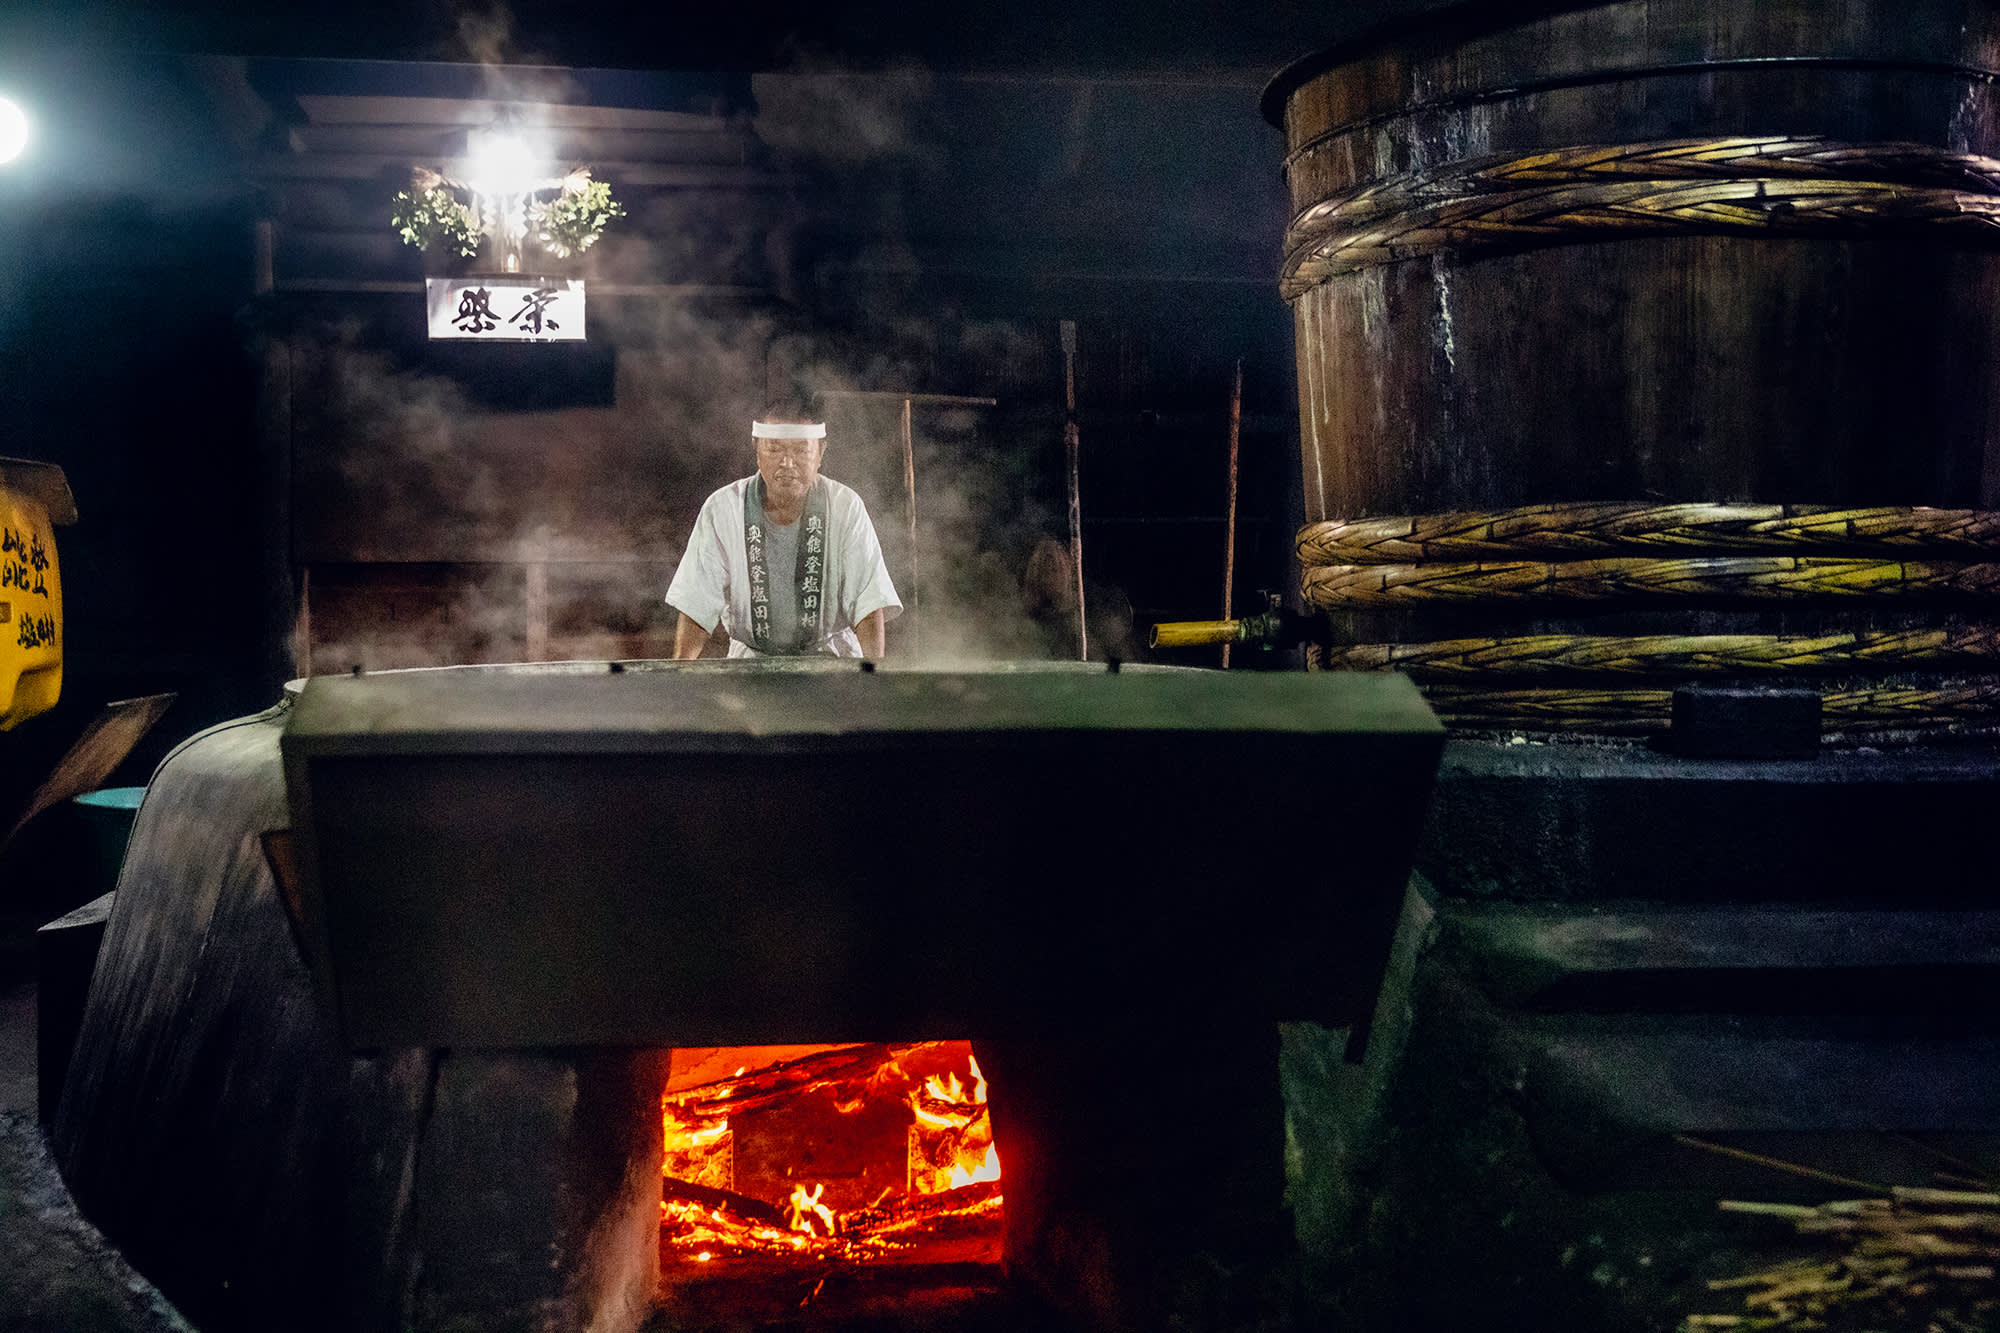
left=293, top=35, right=1130, bottom=673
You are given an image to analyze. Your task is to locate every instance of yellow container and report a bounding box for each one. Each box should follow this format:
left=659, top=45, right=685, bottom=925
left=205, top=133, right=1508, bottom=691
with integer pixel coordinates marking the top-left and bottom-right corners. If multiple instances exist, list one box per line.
left=0, top=458, right=76, bottom=730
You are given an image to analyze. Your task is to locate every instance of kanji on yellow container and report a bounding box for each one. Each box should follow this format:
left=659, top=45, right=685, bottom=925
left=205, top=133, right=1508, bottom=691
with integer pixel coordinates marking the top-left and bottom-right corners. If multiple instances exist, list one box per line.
left=0, top=459, right=76, bottom=730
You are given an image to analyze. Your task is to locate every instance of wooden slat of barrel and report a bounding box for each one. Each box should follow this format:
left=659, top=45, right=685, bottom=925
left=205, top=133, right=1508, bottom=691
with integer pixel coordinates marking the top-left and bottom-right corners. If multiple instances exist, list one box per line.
left=1292, top=236, right=2000, bottom=521
left=1271, top=0, right=2000, bottom=673
left=1274, top=0, right=2000, bottom=525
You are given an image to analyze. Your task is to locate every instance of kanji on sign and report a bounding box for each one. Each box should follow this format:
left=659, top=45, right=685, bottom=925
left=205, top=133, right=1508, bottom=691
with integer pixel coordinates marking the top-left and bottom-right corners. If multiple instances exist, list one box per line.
left=452, top=287, right=499, bottom=333
left=509, top=287, right=563, bottom=336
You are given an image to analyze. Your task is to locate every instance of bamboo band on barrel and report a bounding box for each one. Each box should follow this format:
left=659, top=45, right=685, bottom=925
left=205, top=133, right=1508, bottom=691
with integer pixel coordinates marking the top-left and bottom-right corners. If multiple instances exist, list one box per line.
left=1280, top=137, right=2000, bottom=299
left=1302, top=556, right=2000, bottom=610
left=1292, top=500, right=2000, bottom=733
left=1423, top=682, right=2000, bottom=731
left=1319, top=627, right=2000, bottom=681
left=1297, top=504, right=2000, bottom=565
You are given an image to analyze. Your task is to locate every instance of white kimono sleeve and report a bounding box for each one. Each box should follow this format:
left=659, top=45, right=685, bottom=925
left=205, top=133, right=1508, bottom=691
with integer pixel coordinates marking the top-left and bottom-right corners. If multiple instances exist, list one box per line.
left=664, top=490, right=737, bottom=634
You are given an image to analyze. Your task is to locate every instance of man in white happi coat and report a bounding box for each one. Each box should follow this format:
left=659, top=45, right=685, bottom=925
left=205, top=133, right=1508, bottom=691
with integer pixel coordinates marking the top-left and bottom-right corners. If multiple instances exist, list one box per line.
left=666, top=411, right=901, bottom=658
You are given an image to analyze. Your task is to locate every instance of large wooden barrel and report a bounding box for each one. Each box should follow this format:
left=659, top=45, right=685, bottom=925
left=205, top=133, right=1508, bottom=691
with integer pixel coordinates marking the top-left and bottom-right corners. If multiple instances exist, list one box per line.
left=1264, top=0, right=2000, bottom=737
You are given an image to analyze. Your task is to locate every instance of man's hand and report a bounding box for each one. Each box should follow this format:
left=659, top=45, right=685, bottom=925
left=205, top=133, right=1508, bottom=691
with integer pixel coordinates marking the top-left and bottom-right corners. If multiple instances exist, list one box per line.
left=672, top=612, right=712, bottom=660
left=856, top=609, right=886, bottom=659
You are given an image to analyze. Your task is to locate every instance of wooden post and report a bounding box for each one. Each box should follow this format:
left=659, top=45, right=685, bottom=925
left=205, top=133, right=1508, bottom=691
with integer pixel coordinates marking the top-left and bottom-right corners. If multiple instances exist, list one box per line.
left=294, top=565, right=313, bottom=679
left=523, top=527, right=549, bottom=663
left=902, top=395, right=919, bottom=658
left=1221, top=359, right=1243, bottom=670
left=1061, top=320, right=1088, bottom=662
left=524, top=562, right=548, bottom=662
left=253, top=218, right=276, bottom=296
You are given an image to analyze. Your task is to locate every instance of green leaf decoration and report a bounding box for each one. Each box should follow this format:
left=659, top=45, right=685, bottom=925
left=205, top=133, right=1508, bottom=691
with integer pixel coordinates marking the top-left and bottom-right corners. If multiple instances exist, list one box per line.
left=389, top=186, right=481, bottom=259
left=531, top=179, right=626, bottom=259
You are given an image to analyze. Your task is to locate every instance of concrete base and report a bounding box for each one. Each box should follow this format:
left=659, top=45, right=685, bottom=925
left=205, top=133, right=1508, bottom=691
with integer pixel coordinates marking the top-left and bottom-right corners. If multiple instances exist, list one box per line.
left=1282, top=737, right=2000, bottom=1330
left=1420, top=737, right=2000, bottom=905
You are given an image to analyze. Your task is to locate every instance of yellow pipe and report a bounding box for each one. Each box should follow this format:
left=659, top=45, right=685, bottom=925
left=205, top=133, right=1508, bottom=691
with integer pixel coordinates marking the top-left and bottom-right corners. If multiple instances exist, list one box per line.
left=1150, top=619, right=1244, bottom=649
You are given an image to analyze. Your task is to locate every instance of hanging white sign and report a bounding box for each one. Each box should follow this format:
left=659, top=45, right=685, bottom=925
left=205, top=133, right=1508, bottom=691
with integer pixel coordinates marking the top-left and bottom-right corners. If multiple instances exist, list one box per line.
left=426, top=276, right=585, bottom=342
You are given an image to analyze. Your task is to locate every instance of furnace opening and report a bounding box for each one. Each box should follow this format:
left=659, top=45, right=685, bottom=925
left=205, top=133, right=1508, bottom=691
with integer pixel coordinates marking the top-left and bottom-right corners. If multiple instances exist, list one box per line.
left=658, top=1041, right=1005, bottom=1323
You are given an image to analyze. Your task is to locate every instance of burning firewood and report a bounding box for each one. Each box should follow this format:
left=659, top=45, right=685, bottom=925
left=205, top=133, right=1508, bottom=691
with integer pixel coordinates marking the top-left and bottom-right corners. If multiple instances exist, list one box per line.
left=844, top=1180, right=1003, bottom=1233
left=668, top=1042, right=919, bottom=1120
left=662, top=1040, right=1003, bottom=1269
left=662, top=1178, right=788, bottom=1230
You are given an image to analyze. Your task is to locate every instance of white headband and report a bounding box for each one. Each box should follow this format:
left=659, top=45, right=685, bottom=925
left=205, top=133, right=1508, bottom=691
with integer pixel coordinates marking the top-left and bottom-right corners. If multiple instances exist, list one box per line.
left=752, top=421, right=826, bottom=440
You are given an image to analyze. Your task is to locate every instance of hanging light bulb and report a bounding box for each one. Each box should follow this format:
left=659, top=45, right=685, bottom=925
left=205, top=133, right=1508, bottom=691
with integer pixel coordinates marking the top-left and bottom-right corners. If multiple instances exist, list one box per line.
left=462, top=121, right=551, bottom=274
left=0, top=95, right=30, bottom=166
left=465, top=127, right=540, bottom=197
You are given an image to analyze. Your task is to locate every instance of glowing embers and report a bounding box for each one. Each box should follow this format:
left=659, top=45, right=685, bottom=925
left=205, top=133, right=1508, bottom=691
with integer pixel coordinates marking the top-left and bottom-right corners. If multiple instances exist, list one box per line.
left=661, top=1041, right=1003, bottom=1271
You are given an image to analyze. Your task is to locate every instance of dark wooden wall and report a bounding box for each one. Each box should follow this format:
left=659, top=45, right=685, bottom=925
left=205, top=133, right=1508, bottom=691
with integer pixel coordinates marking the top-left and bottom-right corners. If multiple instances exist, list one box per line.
left=260, top=64, right=1299, bottom=671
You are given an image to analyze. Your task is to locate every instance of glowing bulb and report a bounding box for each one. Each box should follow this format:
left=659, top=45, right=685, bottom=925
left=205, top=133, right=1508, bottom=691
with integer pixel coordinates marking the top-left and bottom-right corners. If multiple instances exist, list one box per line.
left=466, top=128, right=539, bottom=195
left=0, top=97, right=29, bottom=166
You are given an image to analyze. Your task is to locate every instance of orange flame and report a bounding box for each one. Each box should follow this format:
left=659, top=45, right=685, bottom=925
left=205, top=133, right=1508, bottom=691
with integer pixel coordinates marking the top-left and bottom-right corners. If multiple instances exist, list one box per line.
left=787, top=1183, right=837, bottom=1236
left=949, top=1143, right=1002, bottom=1189
left=905, top=1053, right=1000, bottom=1194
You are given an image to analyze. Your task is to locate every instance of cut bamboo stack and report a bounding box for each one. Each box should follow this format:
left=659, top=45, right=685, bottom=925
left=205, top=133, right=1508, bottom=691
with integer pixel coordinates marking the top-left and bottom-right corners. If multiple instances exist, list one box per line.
left=1688, top=1185, right=1999, bottom=1330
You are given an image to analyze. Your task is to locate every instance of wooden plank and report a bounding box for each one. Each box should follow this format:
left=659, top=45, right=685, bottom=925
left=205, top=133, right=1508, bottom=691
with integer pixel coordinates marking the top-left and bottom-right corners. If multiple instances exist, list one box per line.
left=253, top=153, right=781, bottom=188
left=289, top=124, right=750, bottom=164
left=295, top=94, right=727, bottom=133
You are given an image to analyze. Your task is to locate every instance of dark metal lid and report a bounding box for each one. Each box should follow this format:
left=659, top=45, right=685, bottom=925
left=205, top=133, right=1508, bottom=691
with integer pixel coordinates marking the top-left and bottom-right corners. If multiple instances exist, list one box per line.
left=0, top=457, right=78, bottom=525
left=283, top=659, right=1443, bottom=757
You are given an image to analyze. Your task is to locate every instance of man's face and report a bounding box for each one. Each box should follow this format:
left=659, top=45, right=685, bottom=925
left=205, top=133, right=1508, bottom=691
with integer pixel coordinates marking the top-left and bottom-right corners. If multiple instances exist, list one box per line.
left=755, top=436, right=824, bottom=507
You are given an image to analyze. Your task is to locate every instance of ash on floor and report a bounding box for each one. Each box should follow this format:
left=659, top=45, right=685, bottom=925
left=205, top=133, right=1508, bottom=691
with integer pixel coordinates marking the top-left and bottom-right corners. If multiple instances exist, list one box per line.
left=0, top=977, right=193, bottom=1333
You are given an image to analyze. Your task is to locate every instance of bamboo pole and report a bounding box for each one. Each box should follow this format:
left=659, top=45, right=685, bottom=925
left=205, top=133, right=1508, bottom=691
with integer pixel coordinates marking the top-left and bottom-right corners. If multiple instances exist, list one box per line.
left=1221, top=359, right=1243, bottom=669
left=1675, top=1135, right=1891, bottom=1195
left=1061, top=320, right=1088, bottom=661
left=815, top=390, right=997, bottom=661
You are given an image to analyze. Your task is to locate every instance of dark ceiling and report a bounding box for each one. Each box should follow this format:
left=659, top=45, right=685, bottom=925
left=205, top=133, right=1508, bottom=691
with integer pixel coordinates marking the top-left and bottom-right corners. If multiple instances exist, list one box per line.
left=3, top=0, right=1464, bottom=77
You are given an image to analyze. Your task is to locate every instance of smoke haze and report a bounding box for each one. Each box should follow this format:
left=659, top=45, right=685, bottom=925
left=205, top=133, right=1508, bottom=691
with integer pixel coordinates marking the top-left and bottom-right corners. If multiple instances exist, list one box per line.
left=287, top=36, right=1135, bottom=673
